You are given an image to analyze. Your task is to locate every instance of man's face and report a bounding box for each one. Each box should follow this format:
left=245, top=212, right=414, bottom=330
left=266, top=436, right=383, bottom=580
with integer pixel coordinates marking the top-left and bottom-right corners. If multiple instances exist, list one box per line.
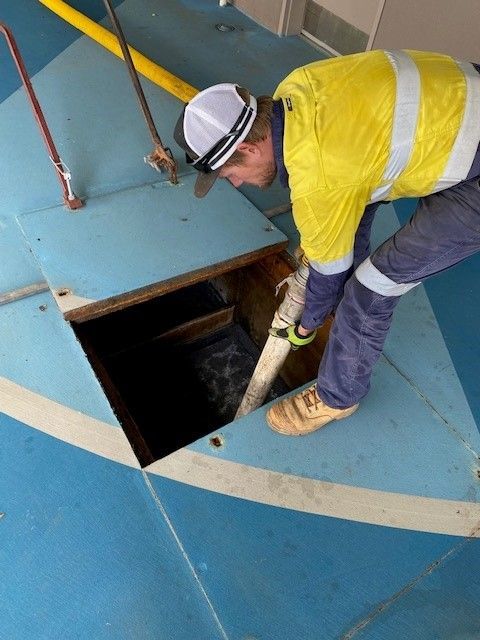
left=218, top=138, right=277, bottom=189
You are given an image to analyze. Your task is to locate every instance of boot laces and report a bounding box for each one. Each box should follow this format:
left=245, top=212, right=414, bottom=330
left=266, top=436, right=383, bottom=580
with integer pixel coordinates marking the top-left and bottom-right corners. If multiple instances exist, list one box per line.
left=301, top=386, right=320, bottom=412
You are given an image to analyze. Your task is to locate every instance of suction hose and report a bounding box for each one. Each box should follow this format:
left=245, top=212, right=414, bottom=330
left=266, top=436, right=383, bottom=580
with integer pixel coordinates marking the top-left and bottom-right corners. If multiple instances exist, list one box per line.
left=235, top=253, right=309, bottom=418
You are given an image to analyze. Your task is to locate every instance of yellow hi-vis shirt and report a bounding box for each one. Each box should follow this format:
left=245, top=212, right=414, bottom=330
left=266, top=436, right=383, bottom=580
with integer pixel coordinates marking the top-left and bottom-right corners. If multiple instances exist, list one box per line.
left=273, top=50, right=480, bottom=275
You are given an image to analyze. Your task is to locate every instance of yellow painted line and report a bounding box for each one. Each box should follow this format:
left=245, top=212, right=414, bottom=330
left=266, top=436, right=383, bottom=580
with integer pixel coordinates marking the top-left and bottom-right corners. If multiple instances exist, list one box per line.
left=146, top=449, right=480, bottom=538
left=39, top=0, right=198, bottom=103
left=0, top=376, right=139, bottom=468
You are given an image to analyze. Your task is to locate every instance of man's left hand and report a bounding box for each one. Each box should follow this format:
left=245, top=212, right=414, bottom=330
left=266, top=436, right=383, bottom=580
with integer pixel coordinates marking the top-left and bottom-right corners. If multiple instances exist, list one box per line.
left=268, top=324, right=317, bottom=350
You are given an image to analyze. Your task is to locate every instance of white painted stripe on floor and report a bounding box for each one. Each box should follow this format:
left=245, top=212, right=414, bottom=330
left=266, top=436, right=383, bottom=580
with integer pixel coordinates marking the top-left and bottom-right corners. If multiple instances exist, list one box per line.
left=0, top=376, right=139, bottom=468
left=146, top=449, right=480, bottom=538
left=1, top=375, right=478, bottom=536
left=53, top=291, right=96, bottom=313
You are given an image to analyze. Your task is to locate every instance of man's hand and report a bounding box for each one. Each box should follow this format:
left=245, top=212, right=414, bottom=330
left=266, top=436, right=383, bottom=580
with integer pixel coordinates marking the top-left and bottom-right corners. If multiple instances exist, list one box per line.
left=268, top=324, right=317, bottom=350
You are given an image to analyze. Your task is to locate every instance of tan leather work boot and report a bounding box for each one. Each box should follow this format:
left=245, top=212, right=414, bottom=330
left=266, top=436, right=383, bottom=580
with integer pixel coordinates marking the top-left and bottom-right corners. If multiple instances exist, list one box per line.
left=266, top=384, right=358, bottom=436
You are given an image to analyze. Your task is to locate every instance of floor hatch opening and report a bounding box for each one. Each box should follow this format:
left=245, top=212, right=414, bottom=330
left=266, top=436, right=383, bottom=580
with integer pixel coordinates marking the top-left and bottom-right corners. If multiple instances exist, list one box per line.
left=73, top=258, right=326, bottom=467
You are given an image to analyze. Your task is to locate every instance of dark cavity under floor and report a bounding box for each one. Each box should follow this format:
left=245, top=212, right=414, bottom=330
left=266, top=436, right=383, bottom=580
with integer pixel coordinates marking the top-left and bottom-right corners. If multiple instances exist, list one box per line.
left=73, top=282, right=289, bottom=465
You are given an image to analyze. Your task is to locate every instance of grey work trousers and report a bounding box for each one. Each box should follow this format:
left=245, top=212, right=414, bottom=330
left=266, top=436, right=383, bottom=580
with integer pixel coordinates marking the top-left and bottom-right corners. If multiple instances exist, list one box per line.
left=317, top=176, right=480, bottom=408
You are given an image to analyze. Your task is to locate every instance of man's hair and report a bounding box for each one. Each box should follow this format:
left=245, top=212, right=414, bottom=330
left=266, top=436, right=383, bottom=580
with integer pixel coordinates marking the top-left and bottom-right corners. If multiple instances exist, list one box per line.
left=224, top=87, right=273, bottom=167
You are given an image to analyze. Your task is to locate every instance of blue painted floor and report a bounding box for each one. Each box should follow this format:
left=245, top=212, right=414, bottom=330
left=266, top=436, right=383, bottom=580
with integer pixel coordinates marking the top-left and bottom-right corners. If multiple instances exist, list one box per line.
left=0, top=1, right=479, bottom=638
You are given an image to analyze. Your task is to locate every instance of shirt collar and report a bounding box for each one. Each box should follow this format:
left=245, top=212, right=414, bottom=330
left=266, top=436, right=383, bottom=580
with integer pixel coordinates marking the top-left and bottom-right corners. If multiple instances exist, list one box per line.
left=271, top=99, right=289, bottom=188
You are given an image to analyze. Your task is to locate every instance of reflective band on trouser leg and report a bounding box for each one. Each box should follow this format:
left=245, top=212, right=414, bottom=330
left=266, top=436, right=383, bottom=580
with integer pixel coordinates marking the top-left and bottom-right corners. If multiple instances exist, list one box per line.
left=316, top=275, right=400, bottom=408
left=369, top=50, right=421, bottom=203
left=355, top=257, right=420, bottom=296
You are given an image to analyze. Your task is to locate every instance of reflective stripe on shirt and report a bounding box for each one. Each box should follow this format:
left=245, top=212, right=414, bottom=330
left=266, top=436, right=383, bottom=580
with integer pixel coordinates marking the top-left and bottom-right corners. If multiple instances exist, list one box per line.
left=369, top=50, right=421, bottom=203
left=309, top=250, right=354, bottom=275
left=432, top=61, right=480, bottom=192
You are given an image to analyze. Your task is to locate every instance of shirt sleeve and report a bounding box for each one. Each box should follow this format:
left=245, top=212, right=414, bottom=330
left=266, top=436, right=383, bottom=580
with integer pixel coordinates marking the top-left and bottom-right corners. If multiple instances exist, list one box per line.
left=292, top=185, right=371, bottom=275
left=292, top=185, right=372, bottom=330
left=300, top=267, right=351, bottom=330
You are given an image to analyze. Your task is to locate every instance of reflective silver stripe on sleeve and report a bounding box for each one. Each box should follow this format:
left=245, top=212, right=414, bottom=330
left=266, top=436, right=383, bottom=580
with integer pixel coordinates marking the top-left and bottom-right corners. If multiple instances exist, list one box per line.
left=355, top=257, right=420, bottom=296
left=432, top=61, right=480, bottom=193
left=309, top=251, right=353, bottom=275
left=369, top=50, right=421, bottom=203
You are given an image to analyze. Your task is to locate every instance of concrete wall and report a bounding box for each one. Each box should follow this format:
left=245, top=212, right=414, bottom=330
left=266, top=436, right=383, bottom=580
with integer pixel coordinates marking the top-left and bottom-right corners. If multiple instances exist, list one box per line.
left=372, top=0, right=480, bottom=60
left=230, top=0, right=306, bottom=36
left=310, top=0, right=379, bottom=34
left=232, top=0, right=480, bottom=61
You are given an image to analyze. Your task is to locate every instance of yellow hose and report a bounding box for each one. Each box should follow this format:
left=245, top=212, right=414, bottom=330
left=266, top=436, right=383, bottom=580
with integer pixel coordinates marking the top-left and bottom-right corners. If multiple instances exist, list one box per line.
left=39, top=0, right=198, bottom=103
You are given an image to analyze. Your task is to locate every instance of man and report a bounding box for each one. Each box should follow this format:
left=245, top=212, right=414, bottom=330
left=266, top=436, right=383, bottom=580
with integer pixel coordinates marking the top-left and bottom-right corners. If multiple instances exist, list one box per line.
left=173, top=50, right=480, bottom=436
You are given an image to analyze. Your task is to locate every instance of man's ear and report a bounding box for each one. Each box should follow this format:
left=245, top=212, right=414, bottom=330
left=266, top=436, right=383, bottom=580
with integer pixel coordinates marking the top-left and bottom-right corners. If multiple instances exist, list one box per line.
left=236, top=141, right=260, bottom=155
